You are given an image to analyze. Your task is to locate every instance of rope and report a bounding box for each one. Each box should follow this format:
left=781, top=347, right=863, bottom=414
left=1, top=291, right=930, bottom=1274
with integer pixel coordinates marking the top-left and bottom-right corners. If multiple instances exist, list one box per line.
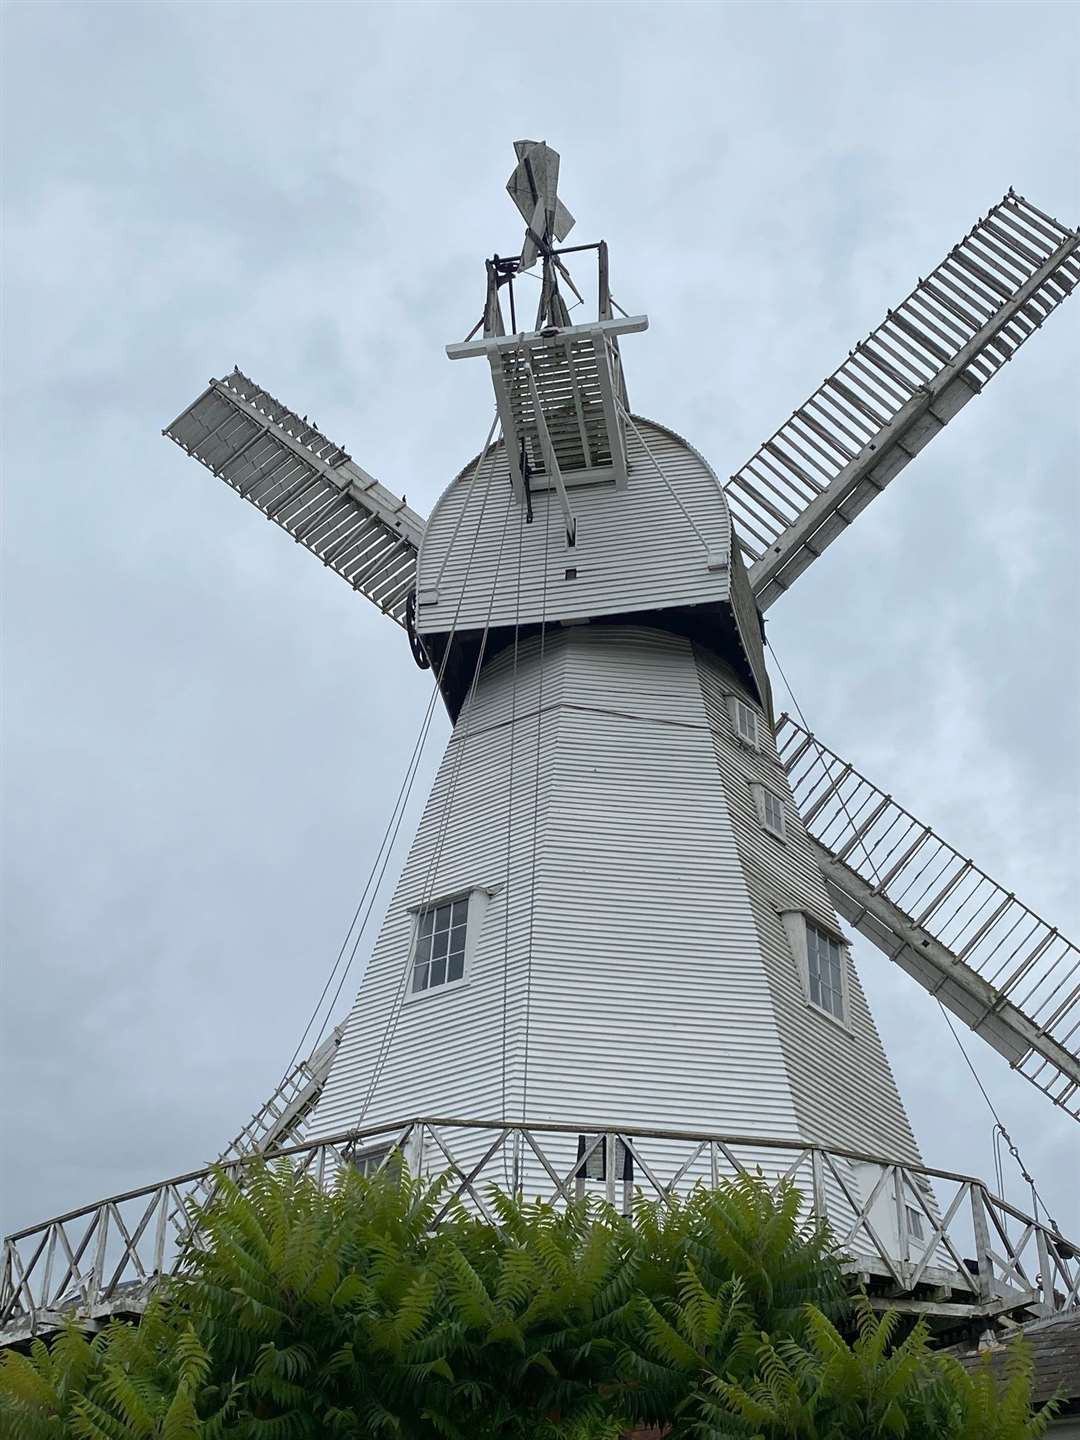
left=285, top=684, right=443, bottom=1070
left=618, top=406, right=714, bottom=556
left=937, top=1002, right=1058, bottom=1229
left=499, top=495, right=527, bottom=1192
left=501, top=499, right=526, bottom=1126
left=355, top=432, right=516, bottom=1124
left=770, top=635, right=1059, bottom=1231
left=355, top=444, right=505, bottom=1124
left=519, top=487, right=554, bottom=1124
left=770, top=640, right=884, bottom=887
left=433, top=413, right=499, bottom=593
left=281, top=418, right=507, bottom=1088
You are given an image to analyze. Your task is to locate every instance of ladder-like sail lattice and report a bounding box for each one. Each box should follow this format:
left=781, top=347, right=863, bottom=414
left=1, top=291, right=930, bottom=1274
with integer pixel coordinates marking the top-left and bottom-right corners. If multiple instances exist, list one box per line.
left=165, top=371, right=425, bottom=624
left=728, top=191, right=1080, bottom=610
left=447, top=315, right=646, bottom=496
left=776, top=715, right=1080, bottom=1119
left=213, top=1028, right=343, bottom=1167
left=499, top=333, right=619, bottom=479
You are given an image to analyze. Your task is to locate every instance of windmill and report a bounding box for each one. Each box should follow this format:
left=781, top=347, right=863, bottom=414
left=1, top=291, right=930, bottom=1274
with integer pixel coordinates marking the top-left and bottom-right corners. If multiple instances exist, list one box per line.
left=3, top=142, right=1079, bottom=1345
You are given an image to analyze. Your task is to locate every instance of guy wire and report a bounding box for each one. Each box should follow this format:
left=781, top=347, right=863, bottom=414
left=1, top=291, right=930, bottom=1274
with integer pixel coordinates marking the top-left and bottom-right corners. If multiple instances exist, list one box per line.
left=318, top=420, right=502, bottom=1070
left=499, top=490, right=527, bottom=1189
left=770, top=634, right=1059, bottom=1231
left=501, top=504, right=525, bottom=1103
left=277, top=416, right=501, bottom=1129
left=355, top=434, right=517, bottom=1126
left=519, top=483, right=554, bottom=1125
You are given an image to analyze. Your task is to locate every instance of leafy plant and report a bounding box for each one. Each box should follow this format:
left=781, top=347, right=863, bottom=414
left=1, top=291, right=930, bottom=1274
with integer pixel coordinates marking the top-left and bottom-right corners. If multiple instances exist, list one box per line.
left=613, top=1174, right=842, bottom=1434
left=0, top=1164, right=1054, bottom=1440
left=920, top=1343, right=1059, bottom=1440
left=710, top=1300, right=1058, bottom=1440
left=0, top=1309, right=234, bottom=1440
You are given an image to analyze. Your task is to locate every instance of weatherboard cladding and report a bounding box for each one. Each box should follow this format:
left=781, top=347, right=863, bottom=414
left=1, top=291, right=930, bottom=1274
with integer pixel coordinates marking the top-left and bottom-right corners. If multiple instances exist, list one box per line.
left=415, top=418, right=731, bottom=635
left=310, top=648, right=560, bottom=1153
left=518, top=632, right=796, bottom=1145
left=695, top=656, right=923, bottom=1167
left=311, top=626, right=920, bottom=1201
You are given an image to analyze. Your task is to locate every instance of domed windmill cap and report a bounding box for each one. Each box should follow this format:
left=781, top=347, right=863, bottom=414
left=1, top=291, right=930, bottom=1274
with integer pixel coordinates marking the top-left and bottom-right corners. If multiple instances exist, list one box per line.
left=507, top=139, right=575, bottom=270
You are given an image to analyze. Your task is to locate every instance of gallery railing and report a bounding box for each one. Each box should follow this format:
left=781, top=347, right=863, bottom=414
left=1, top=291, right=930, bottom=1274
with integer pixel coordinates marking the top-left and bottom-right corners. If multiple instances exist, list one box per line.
left=3, top=1118, right=1078, bottom=1345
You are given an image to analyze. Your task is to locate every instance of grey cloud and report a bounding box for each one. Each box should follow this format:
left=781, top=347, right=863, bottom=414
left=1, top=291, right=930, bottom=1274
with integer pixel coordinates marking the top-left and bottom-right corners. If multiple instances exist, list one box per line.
left=2, top=0, right=1077, bottom=1239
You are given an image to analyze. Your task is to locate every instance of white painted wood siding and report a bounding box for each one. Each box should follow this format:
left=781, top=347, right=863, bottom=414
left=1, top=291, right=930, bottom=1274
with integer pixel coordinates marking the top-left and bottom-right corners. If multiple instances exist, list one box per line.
left=516, top=630, right=797, bottom=1138
left=695, top=654, right=923, bottom=1166
left=415, top=419, right=730, bottom=634
left=310, top=626, right=921, bottom=1201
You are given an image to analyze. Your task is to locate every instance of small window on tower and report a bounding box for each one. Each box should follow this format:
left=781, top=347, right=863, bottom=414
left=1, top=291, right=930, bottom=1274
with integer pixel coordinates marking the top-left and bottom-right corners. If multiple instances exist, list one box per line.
left=348, top=1142, right=397, bottom=1178
left=780, top=911, right=851, bottom=1027
left=412, top=896, right=470, bottom=994
left=905, top=1204, right=925, bottom=1242
left=751, top=783, right=787, bottom=841
left=806, top=922, right=846, bottom=1021
left=727, top=695, right=760, bottom=750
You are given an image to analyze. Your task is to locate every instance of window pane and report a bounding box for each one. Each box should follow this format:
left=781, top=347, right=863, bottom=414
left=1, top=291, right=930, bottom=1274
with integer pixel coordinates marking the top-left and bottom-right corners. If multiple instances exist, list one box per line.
left=764, top=791, right=785, bottom=833
left=353, top=1145, right=391, bottom=1177
left=828, top=947, right=842, bottom=991
left=807, top=924, right=844, bottom=1019
left=577, top=1135, right=606, bottom=1180
left=414, top=896, right=471, bottom=995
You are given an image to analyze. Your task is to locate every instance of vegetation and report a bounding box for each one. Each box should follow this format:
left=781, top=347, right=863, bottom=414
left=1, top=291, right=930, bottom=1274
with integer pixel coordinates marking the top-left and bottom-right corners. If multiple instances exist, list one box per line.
left=0, top=1164, right=1056, bottom=1439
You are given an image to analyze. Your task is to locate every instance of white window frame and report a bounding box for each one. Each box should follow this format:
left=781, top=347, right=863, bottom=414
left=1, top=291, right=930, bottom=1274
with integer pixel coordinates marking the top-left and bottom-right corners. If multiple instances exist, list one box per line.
left=349, top=1141, right=397, bottom=1178
left=904, top=1204, right=925, bottom=1243
left=751, top=782, right=787, bottom=841
left=727, top=694, right=760, bottom=751
left=779, top=910, right=851, bottom=1029
left=404, top=888, right=489, bottom=1003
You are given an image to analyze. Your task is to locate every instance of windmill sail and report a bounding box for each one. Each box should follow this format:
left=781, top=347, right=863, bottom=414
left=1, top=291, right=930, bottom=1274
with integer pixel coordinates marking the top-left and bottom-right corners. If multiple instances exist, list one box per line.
left=165, top=370, right=425, bottom=624
left=726, top=191, right=1079, bottom=610
left=212, top=1027, right=344, bottom=1164
left=186, top=1026, right=344, bottom=1212
left=13, top=149, right=1076, bottom=1353
left=776, top=714, right=1080, bottom=1119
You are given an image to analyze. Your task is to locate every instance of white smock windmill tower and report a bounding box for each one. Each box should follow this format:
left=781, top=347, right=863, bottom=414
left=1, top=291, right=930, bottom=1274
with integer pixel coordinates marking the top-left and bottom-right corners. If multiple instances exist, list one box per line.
left=4, top=143, right=1080, bottom=1345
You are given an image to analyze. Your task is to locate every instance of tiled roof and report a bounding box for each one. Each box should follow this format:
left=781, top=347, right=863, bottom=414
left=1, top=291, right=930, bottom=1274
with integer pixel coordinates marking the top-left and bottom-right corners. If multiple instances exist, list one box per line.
left=953, top=1311, right=1080, bottom=1410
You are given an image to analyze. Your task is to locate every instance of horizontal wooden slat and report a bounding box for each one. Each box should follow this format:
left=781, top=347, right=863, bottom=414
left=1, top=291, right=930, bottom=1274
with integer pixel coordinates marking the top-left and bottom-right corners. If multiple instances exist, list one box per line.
left=725, top=191, right=1079, bottom=610
left=165, top=369, right=424, bottom=625
left=776, top=714, right=1080, bottom=1120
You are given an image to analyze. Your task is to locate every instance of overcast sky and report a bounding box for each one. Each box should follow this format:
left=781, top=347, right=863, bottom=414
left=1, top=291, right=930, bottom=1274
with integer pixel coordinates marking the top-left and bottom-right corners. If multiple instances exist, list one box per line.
left=2, top=1, right=1077, bottom=1242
